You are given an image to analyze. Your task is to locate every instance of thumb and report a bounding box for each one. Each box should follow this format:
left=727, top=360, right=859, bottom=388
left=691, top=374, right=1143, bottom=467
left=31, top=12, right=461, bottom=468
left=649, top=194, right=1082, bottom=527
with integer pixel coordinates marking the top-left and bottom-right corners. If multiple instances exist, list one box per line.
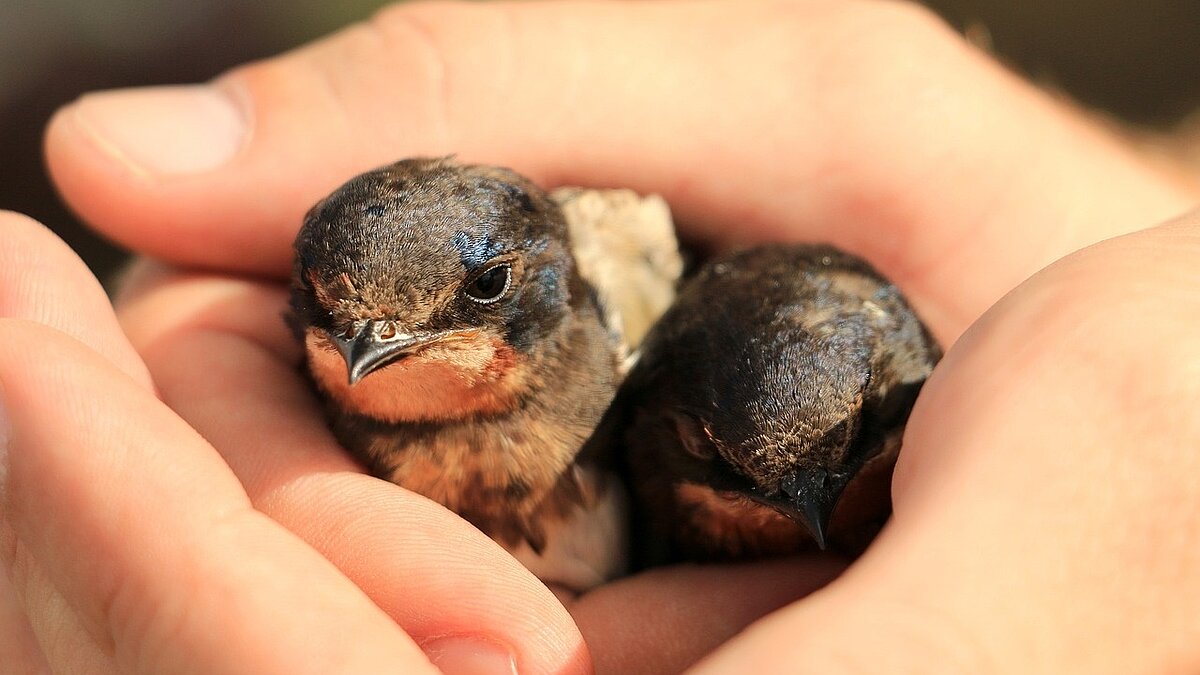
left=693, top=212, right=1200, bottom=674
left=47, top=0, right=1191, bottom=345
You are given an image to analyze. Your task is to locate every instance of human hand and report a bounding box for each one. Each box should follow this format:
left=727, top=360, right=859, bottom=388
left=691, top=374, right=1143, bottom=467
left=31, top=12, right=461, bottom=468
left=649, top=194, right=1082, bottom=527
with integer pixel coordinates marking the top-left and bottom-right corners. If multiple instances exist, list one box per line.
left=41, top=1, right=1200, bottom=673
left=0, top=212, right=476, bottom=674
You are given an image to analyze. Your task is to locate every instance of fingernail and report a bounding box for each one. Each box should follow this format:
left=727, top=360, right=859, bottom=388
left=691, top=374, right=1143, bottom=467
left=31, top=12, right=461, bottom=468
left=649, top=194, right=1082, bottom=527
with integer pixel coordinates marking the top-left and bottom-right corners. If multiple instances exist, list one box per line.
left=422, top=636, right=518, bottom=675
left=72, top=84, right=248, bottom=177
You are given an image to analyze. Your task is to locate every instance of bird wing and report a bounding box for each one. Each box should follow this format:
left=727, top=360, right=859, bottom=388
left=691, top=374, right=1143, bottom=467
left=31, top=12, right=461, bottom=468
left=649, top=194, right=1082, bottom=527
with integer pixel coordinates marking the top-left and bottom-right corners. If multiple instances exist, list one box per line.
left=552, top=188, right=683, bottom=369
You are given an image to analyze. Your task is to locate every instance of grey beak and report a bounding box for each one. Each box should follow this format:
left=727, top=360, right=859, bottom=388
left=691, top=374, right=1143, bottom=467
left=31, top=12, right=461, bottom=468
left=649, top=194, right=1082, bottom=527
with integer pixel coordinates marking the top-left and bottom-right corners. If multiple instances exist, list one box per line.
left=329, top=324, right=439, bottom=385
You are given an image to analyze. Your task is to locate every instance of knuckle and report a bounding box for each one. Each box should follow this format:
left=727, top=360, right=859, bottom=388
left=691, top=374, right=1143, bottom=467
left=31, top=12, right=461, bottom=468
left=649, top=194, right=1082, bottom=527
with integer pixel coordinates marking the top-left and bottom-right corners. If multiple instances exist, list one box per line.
left=368, top=1, right=518, bottom=145
left=221, top=1, right=518, bottom=155
left=830, top=1, right=960, bottom=78
left=775, top=0, right=956, bottom=53
left=857, top=0, right=951, bottom=37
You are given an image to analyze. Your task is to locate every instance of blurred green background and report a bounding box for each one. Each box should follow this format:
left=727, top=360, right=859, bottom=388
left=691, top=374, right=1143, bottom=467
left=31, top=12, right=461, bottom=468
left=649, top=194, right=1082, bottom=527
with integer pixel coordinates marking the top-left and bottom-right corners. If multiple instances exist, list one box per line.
left=2, top=0, right=1198, bottom=281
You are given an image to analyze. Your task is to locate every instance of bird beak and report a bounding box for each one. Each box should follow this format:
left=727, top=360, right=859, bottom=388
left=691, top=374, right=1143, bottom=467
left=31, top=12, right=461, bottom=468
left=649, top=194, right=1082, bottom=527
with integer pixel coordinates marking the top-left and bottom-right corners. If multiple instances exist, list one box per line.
left=327, top=323, right=443, bottom=385
left=753, top=468, right=851, bottom=551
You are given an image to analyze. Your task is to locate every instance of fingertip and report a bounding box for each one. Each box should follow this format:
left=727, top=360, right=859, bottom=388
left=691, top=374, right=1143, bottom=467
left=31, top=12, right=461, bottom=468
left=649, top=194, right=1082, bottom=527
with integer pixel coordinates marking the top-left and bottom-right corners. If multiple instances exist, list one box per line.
left=421, top=635, right=520, bottom=675
left=0, top=212, right=152, bottom=389
left=46, top=86, right=298, bottom=276
left=44, top=99, right=171, bottom=261
left=254, top=474, right=593, bottom=675
left=44, top=99, right=130, bottom=225
left=74, top=85, right=249, bottom=179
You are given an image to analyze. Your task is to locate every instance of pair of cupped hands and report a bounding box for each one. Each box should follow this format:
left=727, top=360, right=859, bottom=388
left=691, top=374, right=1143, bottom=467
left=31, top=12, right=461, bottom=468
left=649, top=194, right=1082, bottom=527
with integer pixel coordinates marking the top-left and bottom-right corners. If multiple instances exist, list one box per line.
left=3, top=2, right=1200, bottom=673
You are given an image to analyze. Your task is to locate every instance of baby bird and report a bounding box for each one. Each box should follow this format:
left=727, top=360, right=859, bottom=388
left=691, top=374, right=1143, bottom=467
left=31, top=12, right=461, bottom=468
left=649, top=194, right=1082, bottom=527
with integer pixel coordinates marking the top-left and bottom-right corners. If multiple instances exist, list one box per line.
left=287, top=158, right=680, bottom=590
left=614, top=244, right=940, bottom=562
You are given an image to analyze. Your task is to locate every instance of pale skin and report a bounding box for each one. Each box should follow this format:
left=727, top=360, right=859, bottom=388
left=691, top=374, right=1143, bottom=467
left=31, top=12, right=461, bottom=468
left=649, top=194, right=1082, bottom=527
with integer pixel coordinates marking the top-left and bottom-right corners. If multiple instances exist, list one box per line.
left=2, top=1, right=1200, bottom=673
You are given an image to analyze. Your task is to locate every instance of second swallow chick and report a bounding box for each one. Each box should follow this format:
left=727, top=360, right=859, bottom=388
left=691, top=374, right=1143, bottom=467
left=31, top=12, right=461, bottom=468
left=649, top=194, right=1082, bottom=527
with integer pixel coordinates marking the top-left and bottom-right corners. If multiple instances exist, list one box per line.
left=613, top=244, right=941, bottom=562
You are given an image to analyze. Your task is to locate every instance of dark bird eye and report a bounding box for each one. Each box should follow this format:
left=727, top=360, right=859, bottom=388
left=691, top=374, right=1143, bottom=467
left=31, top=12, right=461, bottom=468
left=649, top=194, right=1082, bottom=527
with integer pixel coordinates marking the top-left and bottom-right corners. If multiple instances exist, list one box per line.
left=671, top=413, right=716, bottom=460
left=466, top=264, right=512, bottom=304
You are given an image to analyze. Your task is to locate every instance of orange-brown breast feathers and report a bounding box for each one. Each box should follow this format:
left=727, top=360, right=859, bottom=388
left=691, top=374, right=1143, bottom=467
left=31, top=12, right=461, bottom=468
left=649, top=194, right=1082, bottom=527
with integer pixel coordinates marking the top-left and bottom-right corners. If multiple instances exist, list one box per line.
left=305, top=326, right=532, bottom=423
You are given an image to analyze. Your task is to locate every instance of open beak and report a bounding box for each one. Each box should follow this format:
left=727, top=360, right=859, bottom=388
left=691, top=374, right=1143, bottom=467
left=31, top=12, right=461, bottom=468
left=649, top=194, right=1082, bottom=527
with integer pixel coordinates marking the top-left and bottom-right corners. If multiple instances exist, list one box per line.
left=328, top=322, right=444, bottom=385
left=752, top=467, right=852, bottom=551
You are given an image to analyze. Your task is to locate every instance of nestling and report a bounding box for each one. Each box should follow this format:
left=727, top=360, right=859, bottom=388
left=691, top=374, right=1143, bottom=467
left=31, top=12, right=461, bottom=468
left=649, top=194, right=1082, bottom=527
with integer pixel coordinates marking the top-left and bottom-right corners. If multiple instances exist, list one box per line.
left=612, top=244, right=941, bottom=562
left=287, top=157, right=680, bottom=591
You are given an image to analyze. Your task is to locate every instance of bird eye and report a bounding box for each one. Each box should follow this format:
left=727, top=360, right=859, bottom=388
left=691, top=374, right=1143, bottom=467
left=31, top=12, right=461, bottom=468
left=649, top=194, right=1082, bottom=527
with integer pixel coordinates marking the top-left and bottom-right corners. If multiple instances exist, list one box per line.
left=465, top=264, right=512, bottom=304
left=339, top=320, right=367, bottom=340
left=671, top=413, right=717, bottom=461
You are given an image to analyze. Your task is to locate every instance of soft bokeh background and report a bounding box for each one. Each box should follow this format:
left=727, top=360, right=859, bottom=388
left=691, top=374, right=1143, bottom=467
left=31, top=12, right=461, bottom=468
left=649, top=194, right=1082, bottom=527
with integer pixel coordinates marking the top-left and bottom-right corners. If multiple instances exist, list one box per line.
left=3, top=0, right=1199, bottom=282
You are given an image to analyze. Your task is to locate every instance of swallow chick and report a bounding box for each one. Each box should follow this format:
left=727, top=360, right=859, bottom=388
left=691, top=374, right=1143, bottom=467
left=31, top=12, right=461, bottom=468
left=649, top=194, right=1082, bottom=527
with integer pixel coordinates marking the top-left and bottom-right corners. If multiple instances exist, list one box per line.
left=287, top=157, right=680, bottom=591
left=613, top=244, right=941, bottom=562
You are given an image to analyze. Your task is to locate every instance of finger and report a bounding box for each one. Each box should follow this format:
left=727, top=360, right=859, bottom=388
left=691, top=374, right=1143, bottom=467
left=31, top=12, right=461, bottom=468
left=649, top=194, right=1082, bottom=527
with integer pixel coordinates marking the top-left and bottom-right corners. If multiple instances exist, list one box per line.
left=570, top=558, right=845, bottom=675
left=47, top=1, right=1196, bottom=343
left=0, top=211, right=150, bottom=673
left=0, top=211, right=150, bottom=387
left=0, top=322, right=436, bottom=675
left=118, top=272, right=591, bottom=675
left=693, top=210, right=1200, bottom=673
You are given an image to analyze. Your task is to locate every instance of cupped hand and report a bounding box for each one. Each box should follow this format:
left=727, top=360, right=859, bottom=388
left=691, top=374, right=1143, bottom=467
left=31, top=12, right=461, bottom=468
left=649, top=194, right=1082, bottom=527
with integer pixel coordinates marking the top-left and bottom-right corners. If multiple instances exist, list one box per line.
left=36, top=0, right=1200, bottom=673
left=0, top=212, right=447, bottom=674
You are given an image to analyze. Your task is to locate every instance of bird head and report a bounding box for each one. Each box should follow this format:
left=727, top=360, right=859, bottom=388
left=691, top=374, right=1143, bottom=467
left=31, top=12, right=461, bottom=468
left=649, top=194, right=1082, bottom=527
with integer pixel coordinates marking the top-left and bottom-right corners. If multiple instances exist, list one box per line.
left=288, top=157, right=576, bottom=421
left=668, top=327, right=874, bottom=550
left=650, top=248, right=890, bottom=550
